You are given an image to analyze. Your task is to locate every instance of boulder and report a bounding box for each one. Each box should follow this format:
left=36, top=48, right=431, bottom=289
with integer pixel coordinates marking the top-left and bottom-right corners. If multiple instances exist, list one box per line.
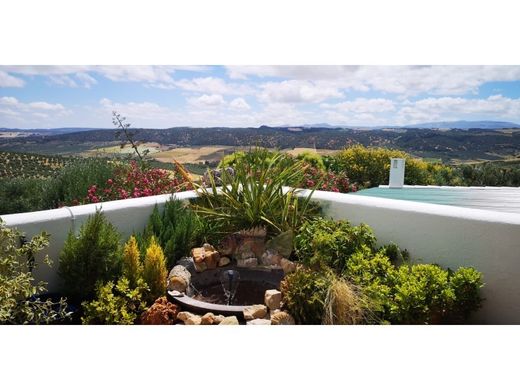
left=247, top=319, right=271, bottom=325
left=243, top=304, right=268, bottom=320
left=201, top=312, right=216, bottom=325
left=280, top=258, right=296, bottom=274
left=213, top=315, right=226, bottom=324
left=218, top=316, right=239, bottom=325
left=177, top=311, right=202, bottom=325
left=218, top=256, right=231, bottom=267
left=237, top=257, right=258, bottom=268
left=260, top=250, right=282, bottom=267
left=264, top=289, right=282, bottom=311
left=140, top=297, right=179, bottom=325
left=205, top=251, right=220, bottom=270
left=167, top=265, right=191, bottom=293
left=271, top=311, right=295, bottom=325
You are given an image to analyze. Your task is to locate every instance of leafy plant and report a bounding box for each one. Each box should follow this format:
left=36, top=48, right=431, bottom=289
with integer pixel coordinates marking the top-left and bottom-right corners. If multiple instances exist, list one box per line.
left=81, top=277, right=149, bottom=325
left=0, top=220, right=70, bottom=324
left=280, top=266, right=332, bottom=324
left=192, top=149, right=320, bottom=237
left=448, top=267, right=484, bottom=321
left=58, top=210, right=122, bottom=303
left=295, top=218, right=376, bottom=271
left=143, top=236, right=168, bottom=303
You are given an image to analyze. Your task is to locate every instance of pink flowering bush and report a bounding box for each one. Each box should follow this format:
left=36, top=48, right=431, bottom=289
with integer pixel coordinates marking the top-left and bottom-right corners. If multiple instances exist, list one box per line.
left=301, top=166, right=357, bottom=193
left=85, top=161, right=191, bottom=204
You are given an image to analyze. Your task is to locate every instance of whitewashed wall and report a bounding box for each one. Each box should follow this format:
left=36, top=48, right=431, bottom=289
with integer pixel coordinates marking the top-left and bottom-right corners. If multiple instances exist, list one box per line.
left=3, top=189, right=520, bottom=324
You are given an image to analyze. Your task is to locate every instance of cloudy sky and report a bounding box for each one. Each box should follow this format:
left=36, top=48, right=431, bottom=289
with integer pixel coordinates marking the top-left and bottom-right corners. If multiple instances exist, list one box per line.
left=1, top=65, right=520, bottom=129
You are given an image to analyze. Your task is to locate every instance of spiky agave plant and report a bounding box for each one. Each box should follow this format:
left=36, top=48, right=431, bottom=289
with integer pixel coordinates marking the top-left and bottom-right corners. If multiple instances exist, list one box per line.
left=190, top=149, right=321, bottom=237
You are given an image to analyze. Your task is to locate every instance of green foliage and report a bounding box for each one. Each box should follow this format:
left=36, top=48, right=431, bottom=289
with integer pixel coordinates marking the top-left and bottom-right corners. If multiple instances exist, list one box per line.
left=0, top=177, right=48, bottom=215
left=456, top=161, right=520, bottom=187
left=143, top=236, right=168, bottom=304
left=192, top=149, right=320, bottom=237
left=390, top=264, right=454, bottom=324
left=449, top=267, right=484, bottom=320
left=43, top=158, right=116, bottom=208
left=294, top=218, right=376, bottom=271
left=328, top=145, right=458, bottom=188
left=140, top=200, right=204, bottom=268
left=0, top=220, right=70, bottom=324
left=122, top=235, right=143, bottom=289
left=280, top=266, right=332, bottom=324
left=295, top=151, right=326, bottom=171
left=81, top=277, right=148, bottom=325
left=58, top=210, right=122, bottom=303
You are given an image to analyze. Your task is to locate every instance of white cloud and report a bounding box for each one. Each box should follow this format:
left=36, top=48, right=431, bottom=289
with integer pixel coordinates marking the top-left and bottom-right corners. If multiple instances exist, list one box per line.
left=229, top=97, right=250, bottom=111
left=321, top=98, right=396, bottom=113
left=259, top=80, right=343, bottom=104
left=188, top=94, right=226, bottom=107
left=173, top=77, right=254, bottom=95
left=75, top=72, right=98, bottom=88
left=47, top=75, right=78, bottom=88
left=0, top=96, right=70, bottom=126
left=0, top=70, right=25, bottom=87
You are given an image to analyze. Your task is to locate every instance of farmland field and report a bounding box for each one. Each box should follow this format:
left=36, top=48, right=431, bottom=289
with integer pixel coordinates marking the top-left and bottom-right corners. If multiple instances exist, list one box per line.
left=0, top=151, right=78, bottom=179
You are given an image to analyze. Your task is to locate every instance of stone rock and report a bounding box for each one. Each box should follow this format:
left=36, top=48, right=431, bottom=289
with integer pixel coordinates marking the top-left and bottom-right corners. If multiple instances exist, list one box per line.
left=213, top=315, right=226, bottom=324
left=218, top=256, right=231, bottom=267
left=201, top=312, right=216, bottom=325
left=218, top=226, right=267, bottom=259
left=203, top=243, right=216, bottom=252
left=205, top=251, right=220, bottom=270
left=177, top=257, right=195, bottom=273
left=247, top=319, right=271, bottom=325
left=260, top=250, right=282, bottom=267
left=237, top=257, right=258, bottom=268
left=243, top=304, right=268, bottom=320
left=265, top=230, right=294, bottom=258
left=194, top=261, right=208, bottom=273
left=271, top=311, right=295, bottom=325
left=191, top=247, right=205, bottom=263
left=264, top=289, right=282, bottom=311
left=191, top=245, right=220, bottom=270
left=177, top=311, right=202, bottom=325
left=218, top=316, right=239, bottom=325
left=167, top=265, right=191, bottom=293
left=280, top=258, right=296, bottom=274
left=140, top=297, right=179, bottom=325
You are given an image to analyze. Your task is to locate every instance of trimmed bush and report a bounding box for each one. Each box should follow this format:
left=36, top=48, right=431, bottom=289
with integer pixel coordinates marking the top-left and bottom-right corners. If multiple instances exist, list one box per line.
left=143, top=236, right=168, bottom=303
left=449, top=267, right=484, bottom=321
left=58, top=211, right=122, bottom=303
left=122, top=236, right=143, bottom=289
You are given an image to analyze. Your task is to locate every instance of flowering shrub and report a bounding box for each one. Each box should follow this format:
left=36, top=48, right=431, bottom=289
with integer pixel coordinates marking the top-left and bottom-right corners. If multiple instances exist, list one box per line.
left=301, top=166, right=357, bottom=193
left=85, top=161, right=191, bottom=204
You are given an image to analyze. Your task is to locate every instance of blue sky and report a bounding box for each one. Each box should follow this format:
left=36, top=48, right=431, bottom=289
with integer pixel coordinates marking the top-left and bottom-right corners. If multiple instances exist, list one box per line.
left=1, top=65, right=520, bottom=128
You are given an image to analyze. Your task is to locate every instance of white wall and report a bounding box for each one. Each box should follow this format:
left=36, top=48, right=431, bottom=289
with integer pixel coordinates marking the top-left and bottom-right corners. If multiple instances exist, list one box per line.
left=3, top=189, right=520, bottom=324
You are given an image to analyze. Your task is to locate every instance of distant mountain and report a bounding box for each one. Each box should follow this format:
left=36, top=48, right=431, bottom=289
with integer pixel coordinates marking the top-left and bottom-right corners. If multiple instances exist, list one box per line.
left=405, top=121, right=520, bottom=130
left=301, top=123, right=341, bottom=129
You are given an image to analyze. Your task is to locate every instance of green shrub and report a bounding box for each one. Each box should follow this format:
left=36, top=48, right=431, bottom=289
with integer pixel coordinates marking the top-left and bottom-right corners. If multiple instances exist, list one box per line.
left=43, top=158, right=116, bottom=208
left=58, top=210, right=122, bottom=303
left=192, top=149, right=320, bottom=236
left=295, top=218, right=376, bottom=271
left=280, top=266, right=332, bottom=324
left=448, top=267, right=484, bottom=321
left=143, top=236, right=168, bottom=304
left=295, top=151, right=326, bottom=171
left=141, top=200, right=204, bottom=268
left=81, top=277, right=148, bottom=325
left=0, top=220, right=70, bottom=324
left=328, top=145, right=457, bottom=188
left=390, top=264, right=454, bottom=324
left=0, top=177, right=49, bottom=215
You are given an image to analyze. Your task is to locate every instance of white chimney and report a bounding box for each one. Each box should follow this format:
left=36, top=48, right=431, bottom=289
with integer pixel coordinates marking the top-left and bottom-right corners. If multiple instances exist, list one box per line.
left=389, top=158, right=405, bottom=188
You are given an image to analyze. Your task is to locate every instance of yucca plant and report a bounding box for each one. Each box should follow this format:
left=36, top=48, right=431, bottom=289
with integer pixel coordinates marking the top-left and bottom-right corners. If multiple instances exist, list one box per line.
left=190, top=149, right=320, bottom=237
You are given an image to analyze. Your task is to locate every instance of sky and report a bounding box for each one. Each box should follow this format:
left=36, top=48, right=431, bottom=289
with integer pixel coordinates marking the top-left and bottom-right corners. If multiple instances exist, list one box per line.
left=1, top=65, right=520, bottom=129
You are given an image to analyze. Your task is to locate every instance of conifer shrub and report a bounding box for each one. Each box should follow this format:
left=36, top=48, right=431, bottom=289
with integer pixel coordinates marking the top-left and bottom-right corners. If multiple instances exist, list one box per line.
left=122, top=235, right=143, bottom=289
left=81, top=277, right=148, bottom=325
left=58, top=210, right=122, bottom=303
left=143, top=236, right=168, bottom=303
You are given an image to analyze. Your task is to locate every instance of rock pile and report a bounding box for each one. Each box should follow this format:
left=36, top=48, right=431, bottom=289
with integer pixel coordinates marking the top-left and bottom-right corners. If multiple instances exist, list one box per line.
left=140, top=297, right=179, bottom=325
